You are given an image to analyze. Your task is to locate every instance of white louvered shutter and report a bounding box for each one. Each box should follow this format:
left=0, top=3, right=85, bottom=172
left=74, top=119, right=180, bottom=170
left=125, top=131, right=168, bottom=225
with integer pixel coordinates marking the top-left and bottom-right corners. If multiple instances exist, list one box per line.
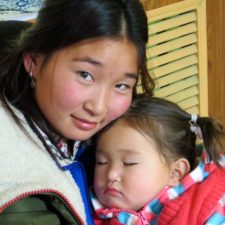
left=138, top=0, right=208, bottom=116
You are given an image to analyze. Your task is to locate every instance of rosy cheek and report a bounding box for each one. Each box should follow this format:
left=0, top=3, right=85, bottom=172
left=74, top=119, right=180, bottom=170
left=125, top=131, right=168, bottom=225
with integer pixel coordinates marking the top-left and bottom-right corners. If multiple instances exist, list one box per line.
left=55, top=84, right=82, bottom=109
left=107, top=97, right=132, bottom=122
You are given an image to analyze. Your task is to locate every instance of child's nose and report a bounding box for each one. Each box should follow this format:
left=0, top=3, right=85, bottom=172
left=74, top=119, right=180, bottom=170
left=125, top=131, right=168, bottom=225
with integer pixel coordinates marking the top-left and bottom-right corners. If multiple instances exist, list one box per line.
left=107, top=165, right=121, bottom=182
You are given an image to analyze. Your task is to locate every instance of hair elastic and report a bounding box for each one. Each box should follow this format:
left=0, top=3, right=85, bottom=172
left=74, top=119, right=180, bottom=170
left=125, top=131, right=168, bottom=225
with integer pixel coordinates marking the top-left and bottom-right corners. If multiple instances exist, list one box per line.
left=191, top=114, right=198, bottom=124
left=190, top=114, right=203, bottom=139
left=190, top=114, right=210, bottom=163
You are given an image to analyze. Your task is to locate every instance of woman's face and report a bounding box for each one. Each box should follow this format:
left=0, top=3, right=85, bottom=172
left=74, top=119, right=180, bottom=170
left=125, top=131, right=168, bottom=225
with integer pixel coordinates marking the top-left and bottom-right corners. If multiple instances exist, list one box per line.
left=26, top=38, right=138, bottom=140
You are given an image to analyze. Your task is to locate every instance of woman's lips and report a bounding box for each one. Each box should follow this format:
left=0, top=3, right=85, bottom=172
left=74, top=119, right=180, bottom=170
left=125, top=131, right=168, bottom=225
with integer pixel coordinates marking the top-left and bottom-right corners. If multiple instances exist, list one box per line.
left=72, top=116, right=97, bottom=131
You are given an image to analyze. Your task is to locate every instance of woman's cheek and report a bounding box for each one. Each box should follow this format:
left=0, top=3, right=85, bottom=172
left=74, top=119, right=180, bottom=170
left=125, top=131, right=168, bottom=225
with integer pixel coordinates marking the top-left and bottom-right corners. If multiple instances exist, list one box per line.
left=55, top=84, right=83, bottom=109
left=108, top=97, right=132, bottom=121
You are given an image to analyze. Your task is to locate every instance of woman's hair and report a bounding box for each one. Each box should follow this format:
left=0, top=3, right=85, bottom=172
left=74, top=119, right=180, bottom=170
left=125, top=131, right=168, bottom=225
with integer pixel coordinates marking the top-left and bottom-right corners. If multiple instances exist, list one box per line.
left=120, top=95, right=225, bottom=169
left=0, top=21, right=32, bottom=62
left=0, top=0, right=154, bottom=141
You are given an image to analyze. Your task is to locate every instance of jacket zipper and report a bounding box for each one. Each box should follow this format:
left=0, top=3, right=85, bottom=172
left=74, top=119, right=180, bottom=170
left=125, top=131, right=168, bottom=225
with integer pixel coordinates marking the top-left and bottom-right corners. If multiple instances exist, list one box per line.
left=0, top=188, right=85, bottom=225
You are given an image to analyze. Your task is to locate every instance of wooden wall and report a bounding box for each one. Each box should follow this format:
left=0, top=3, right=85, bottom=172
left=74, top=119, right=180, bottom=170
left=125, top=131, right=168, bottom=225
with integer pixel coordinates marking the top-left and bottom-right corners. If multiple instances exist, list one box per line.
left=141, top=0, right=183, bottom=10
left=142, top=0, right=225, bottom=127
left=206, top=0, right=225, bottom=123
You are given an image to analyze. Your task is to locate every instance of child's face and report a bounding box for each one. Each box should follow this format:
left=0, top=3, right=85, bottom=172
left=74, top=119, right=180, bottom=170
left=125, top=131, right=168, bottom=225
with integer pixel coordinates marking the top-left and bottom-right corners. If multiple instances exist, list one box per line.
left=94, top=120, right=172, bottom=211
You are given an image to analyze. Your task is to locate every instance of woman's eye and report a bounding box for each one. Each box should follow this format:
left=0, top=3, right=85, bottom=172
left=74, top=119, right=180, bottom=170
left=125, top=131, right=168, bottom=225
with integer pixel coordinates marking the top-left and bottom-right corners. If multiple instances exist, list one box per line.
left=115, top=83, right=131, bottom=91
left=79, top=71, right=94, bottom=82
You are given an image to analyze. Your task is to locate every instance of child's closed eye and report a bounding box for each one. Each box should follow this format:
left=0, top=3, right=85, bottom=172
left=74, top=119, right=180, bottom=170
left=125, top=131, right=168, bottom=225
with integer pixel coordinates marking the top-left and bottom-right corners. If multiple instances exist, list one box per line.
left=123, top=162, right=138, bottom=166
left=96, top=160, right=108, bottom=165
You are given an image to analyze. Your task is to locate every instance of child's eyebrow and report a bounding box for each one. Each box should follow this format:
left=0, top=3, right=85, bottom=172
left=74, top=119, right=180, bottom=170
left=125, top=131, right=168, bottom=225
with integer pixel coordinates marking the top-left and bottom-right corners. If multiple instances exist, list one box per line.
left=96, top=148, right=142, bottom=156
left=123, top=150, right=143, bottom=155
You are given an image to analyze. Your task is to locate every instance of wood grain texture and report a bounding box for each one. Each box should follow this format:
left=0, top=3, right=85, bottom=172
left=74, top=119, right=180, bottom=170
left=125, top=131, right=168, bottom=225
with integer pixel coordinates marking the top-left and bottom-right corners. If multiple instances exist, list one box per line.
left=206, top=0, right=225, bottom=122
left=141, top=0, right=183, bottom=10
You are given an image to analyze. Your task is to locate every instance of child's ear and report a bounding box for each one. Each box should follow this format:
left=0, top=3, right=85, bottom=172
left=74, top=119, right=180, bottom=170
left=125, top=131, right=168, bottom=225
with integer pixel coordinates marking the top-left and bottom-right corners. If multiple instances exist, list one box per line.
left=168, top=158, right=190, bottom=187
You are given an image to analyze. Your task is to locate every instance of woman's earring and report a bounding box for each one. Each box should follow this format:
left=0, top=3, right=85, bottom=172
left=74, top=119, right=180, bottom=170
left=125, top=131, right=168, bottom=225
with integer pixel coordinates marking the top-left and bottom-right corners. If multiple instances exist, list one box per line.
left=30, top=72, right=36, bottom=88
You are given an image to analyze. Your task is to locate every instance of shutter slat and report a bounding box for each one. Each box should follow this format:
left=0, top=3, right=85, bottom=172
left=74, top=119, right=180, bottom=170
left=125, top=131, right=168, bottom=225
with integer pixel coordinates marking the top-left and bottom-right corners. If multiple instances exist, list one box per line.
left=148, top=23, right=197, bottom=46
left=147, top=33, right=197, bottom=57
left=150, top=55, right=198, bottom=78
left=165, top=86, right=199, bottom=103
left=154, top=76, right=198, bottom=98
left=178, top=96, right=199, bottom=109
left=147, top=44, right=197, bottom=68
left=186, top=106, right=199, bottom=114
left=148, top=11, right=197, bottom=34
left=155, top=65, right=198, bottom=87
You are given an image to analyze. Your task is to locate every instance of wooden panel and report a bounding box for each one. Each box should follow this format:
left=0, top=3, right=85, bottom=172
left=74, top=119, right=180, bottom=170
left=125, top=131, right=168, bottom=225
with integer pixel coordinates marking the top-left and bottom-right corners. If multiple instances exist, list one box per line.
left=207, top=0, right=225, bottom=126
left=141, top=0, right=183, bottom=11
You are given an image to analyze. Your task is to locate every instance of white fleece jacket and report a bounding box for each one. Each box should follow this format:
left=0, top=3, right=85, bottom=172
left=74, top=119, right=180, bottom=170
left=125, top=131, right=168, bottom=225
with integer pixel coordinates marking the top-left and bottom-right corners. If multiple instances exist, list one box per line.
left=0, top=103, right=87, bottom=224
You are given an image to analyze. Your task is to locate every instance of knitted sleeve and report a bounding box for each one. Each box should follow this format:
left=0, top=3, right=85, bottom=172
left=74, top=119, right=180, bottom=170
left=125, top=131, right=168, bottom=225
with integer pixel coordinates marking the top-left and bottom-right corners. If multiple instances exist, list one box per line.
left=204, top=194, right=225, bottom=224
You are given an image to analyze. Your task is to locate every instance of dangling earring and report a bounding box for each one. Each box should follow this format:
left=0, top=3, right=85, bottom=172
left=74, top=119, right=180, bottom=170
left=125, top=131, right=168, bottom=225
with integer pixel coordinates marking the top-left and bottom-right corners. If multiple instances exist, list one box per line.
left=30, top=72, right=36, bottom=88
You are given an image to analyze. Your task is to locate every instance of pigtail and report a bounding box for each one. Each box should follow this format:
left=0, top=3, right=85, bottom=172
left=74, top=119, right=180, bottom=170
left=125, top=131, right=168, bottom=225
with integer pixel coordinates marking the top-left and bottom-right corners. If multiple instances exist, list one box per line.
left=197, top=116, right=225, bottom=167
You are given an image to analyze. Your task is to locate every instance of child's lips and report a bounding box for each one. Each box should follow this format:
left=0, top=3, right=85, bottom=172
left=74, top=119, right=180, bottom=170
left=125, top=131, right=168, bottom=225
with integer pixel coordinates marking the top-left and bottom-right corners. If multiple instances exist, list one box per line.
left=104, top=187, right=122, bottom=196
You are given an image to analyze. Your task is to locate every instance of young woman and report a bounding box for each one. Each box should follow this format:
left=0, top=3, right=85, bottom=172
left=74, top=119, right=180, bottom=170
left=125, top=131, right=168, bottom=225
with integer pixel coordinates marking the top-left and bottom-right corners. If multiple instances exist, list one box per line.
left=91, top=95, right=225, bottom=225
left=0, top=1, right=154, bottom=224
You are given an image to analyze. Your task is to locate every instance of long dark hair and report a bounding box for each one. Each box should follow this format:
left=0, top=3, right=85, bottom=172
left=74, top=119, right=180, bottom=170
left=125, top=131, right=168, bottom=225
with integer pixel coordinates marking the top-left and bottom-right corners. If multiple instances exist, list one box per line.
left=123, top=95, right=225, bottom=169
left=0, top=0, right=154, bottom=141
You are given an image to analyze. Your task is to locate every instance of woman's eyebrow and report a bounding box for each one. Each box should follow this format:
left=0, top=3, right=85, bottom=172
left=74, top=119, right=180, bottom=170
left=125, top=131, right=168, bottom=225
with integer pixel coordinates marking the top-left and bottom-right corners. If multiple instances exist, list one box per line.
left=72, top=56, right=103, bottom=66
left=72, top=56, right=138, bottom=79
left=125, top=72, right=138, bottom=80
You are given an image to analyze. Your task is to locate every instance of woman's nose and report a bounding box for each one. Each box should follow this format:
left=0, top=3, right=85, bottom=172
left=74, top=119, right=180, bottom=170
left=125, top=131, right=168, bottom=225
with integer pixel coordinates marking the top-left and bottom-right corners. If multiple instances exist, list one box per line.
left=84, top=87, right=109, bottom=116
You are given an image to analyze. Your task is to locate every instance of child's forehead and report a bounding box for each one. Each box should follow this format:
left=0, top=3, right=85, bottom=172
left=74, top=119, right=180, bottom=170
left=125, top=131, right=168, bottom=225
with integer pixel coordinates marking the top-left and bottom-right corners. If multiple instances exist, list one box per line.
left=95, top=145, right=151, bottom=161
left=97, top=120, right=157, bottom=152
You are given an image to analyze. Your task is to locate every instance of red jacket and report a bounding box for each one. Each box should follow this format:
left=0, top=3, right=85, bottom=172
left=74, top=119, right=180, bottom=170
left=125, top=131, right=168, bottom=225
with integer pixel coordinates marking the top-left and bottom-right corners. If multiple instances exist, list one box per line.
left=158, top=168, right=225, bottom=225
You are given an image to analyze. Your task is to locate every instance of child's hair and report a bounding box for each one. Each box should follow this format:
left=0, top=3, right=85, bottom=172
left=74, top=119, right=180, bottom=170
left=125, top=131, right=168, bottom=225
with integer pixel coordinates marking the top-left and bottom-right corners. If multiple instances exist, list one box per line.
left=119, top=95, right=225, bottom=169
